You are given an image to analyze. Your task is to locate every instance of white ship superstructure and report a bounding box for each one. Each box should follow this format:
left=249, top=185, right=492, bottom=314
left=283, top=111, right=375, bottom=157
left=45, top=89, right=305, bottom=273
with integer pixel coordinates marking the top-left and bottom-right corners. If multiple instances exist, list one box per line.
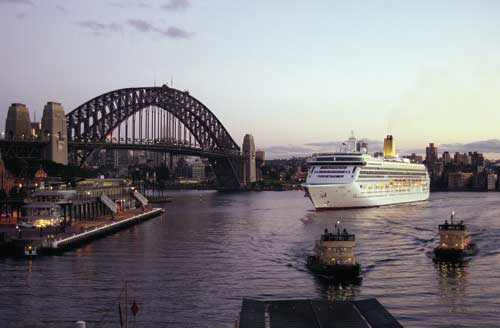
left=302, top=135, right=429, bottom=210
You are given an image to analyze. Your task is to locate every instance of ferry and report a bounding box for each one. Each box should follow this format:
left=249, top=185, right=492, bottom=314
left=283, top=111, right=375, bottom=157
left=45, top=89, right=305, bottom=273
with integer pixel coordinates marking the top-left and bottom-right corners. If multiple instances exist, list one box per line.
left=302, top=134, right=430, bottom=210
left=306, top=226, right=361, bottom=279
left=434, top=212, right=476, bottom=260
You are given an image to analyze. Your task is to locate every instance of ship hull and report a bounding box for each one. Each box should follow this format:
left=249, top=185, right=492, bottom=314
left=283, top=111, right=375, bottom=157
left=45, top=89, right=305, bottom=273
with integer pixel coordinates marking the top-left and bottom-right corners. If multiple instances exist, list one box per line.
left=303, top=183, right=429, bottom=210
left=434, top=244, right=477, bottom=260
left=306, top=256, right=361, bottom=278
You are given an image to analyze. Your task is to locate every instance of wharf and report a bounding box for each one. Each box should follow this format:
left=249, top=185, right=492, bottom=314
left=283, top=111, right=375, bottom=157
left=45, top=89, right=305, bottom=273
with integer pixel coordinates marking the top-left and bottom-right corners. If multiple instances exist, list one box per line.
left=8, top=208, right=164, bottom=255
left=237, top=298, right=402, bottom=328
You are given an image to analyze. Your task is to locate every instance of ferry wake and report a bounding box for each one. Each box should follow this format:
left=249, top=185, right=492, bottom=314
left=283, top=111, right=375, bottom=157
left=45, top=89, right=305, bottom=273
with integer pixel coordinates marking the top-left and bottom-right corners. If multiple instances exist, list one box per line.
left=302, top=134, right=430, bottom=210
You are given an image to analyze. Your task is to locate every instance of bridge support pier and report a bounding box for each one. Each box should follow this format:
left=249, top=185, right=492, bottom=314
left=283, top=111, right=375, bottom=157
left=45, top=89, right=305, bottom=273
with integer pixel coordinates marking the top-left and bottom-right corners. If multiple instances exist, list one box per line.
left=209, top=157, right=243, bottom=190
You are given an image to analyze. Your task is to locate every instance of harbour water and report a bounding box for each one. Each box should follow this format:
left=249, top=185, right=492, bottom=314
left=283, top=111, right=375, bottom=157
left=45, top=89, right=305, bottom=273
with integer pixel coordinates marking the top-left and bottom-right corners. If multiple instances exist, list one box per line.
left=1, top=191, right=500, bottom=327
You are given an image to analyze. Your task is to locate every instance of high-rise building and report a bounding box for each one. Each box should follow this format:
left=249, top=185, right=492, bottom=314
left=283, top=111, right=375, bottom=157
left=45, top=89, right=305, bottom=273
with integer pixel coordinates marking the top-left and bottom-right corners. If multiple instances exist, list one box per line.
left=5, top=103, right=31, bottom=140
left=448, top=172, right=473, bottom=190
left=356, top=141, right=368, bottom=153
left=242, top=134, right=256, bottom=184
left=41, top=102, right=68, bottom=165
left=403, top=153, right=423, bottom=164
left=442, top=151, right=451, bottom=165
left=487, top=173, right=497, bottom=191
left=383, top=135, right=396, bottom=157
left=425, top=143, right=438, bottom=170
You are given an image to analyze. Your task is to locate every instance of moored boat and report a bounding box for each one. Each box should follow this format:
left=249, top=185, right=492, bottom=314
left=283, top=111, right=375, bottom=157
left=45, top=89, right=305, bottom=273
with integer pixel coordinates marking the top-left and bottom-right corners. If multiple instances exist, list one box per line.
left=433, top=212, right=476, bottom=260
left=307, top=226, right=361, bottom=279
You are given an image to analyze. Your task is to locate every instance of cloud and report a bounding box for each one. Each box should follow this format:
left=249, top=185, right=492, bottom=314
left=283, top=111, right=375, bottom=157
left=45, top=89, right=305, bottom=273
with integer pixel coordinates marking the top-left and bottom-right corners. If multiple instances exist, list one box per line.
left=107, top=1, right=125, bottom=8
left=127, top=19, right=193, bottom=39
left=439, top=139, right=500, bottom=154
left=56, top=5, right=68, bottom=14
left=262, top=145, right=313, bottom=159
left=0, top=0, right=33, bottom=6
left=163, top=26, right=193, bottom=38
left=305, top=138, right=383, bottom=152
left=162, top=0, right=189, bottom=11
left=128, top=19, right=154, bottom=32
left=78, top=20, right=122, bottom=35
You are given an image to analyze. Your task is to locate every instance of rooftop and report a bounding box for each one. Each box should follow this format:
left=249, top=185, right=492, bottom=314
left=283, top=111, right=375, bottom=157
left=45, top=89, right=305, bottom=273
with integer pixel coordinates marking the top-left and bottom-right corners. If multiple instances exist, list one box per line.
left=238, top=298, right=402, bottom=328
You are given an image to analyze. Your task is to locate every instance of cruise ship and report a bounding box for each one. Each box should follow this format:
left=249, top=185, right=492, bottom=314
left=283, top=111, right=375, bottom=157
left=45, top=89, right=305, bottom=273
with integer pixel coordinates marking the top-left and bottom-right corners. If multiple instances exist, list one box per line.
left=302, top=135, right=429, bottom=210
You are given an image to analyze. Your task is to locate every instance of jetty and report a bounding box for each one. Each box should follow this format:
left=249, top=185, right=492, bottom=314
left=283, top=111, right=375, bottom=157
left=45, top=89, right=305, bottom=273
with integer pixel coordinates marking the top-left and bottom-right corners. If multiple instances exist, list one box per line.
left=40, top=208, right=163, bottom=253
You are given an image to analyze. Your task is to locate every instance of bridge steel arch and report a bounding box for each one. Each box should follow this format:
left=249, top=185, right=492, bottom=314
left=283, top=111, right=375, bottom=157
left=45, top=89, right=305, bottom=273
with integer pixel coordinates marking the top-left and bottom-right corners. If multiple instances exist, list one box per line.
left=66, top=85, right=243, bottom=189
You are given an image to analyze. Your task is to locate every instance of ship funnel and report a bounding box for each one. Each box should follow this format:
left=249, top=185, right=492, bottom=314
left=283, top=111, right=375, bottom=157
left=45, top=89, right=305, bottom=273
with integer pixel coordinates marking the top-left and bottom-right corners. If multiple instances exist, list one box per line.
left=383, top=135, right=396, bottom=157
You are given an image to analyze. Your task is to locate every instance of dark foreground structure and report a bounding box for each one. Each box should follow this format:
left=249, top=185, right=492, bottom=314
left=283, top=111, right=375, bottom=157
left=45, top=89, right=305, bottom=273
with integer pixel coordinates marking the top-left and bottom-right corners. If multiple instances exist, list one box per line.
left=237, top=298, right=402, bottom=328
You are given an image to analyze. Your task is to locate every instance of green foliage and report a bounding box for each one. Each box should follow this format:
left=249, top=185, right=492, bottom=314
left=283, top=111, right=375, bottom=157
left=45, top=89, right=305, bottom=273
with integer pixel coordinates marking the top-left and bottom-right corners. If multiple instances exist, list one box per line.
left=3, top=157, right=98, bottom=180
left=0, top=189, right=7, bottom=200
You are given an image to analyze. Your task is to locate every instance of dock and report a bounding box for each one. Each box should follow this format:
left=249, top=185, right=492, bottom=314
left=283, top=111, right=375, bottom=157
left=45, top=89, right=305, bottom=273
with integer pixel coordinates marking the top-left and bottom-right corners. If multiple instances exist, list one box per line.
left=39, top=208, right=164, bottom=253
left=237, top=298, right=402, bottom=328
left=4, top=207, right=165, bottom=256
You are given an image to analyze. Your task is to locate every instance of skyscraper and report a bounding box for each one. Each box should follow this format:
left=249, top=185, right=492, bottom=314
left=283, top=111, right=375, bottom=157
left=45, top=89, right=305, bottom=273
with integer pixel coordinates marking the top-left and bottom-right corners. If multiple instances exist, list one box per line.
left=425, top=143, right=438, bottom=170
left=242, top=134, right=256, bottom=184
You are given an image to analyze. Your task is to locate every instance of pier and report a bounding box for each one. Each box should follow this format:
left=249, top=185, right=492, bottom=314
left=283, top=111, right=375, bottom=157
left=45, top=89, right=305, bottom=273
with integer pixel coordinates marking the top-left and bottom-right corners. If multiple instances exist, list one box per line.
left=40, top=207, right=164, bottom=253
left=6, top=207, right=165, bottom=256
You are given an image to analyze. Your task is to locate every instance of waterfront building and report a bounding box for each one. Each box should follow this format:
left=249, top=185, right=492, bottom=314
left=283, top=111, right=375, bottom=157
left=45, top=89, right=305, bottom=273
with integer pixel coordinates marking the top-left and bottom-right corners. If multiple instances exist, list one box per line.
left=22, top=185, right=76, bottom=227
left=431, top=162, right=444, bottom=183
left=356, top=140, right=368, bottom=153
left=41, top=102, right=68, bottom=165
left=175, top=157, right=191, bottom=178
left=442, top=151, right=452, bottom=165
left=425, top=143, right=438, bottom=170
left=487, top=173, right=497, bottom=191
left=469, top=151, right=485, bottom=168
left=255, top=150, right=265, bottom=181
left=454, top=152, right=471, bottom=166
left=447, top=172, right=473, bottom=190
left=5, top=103, right=31, bottom=140
left=21, top=178, right=137, bottom=227
left=243, top=134, right=256, bottom=184
left=403, top=153, right=423, bottom=164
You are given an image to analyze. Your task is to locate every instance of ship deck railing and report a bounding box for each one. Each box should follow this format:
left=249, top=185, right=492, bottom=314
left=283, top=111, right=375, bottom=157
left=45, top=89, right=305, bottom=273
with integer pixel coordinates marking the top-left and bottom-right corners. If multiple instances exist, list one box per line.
left=439, top=224, right=466, bottom=231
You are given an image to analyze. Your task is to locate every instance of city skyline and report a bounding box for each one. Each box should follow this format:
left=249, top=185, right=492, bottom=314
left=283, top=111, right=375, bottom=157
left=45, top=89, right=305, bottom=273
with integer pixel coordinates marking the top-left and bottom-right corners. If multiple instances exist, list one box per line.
left=1, top=0, right=500, bottom=158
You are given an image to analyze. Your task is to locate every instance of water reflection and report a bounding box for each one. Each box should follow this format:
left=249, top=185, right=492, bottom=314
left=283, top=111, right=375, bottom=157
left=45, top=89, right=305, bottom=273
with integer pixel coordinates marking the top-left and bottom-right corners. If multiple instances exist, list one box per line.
left=435, top=261, right=468, bottom=312
left=314, top=276, right=361, bottom=301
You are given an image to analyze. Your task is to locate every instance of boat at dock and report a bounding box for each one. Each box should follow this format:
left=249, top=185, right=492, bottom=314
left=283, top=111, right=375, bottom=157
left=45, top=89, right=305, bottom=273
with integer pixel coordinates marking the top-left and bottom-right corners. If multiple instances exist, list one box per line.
left=307, top=226, right=361, bottom=279
left=434, top=212, right=476, bottom=261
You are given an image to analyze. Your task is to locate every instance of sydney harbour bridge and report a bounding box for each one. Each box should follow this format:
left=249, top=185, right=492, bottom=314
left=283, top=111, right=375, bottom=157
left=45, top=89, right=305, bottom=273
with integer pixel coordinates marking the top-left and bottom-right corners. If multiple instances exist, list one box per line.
left=0, top=85, right=253, bottom=189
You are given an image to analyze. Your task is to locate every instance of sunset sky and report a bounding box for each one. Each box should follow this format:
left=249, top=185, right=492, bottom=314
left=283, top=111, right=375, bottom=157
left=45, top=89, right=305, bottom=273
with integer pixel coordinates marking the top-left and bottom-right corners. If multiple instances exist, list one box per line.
left=1, top=0, right=500, bottom=158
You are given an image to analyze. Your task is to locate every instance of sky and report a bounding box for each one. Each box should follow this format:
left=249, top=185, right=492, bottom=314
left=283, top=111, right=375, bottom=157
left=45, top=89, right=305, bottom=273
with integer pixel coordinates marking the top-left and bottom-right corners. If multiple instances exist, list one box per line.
left=1, top=0, right=500, bottom=158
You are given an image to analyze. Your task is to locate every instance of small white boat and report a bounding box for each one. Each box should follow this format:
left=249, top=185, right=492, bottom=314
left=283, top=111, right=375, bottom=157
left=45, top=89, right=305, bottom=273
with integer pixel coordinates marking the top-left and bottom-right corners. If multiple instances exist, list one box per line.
left=24, top=245, right=37, bottom=257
